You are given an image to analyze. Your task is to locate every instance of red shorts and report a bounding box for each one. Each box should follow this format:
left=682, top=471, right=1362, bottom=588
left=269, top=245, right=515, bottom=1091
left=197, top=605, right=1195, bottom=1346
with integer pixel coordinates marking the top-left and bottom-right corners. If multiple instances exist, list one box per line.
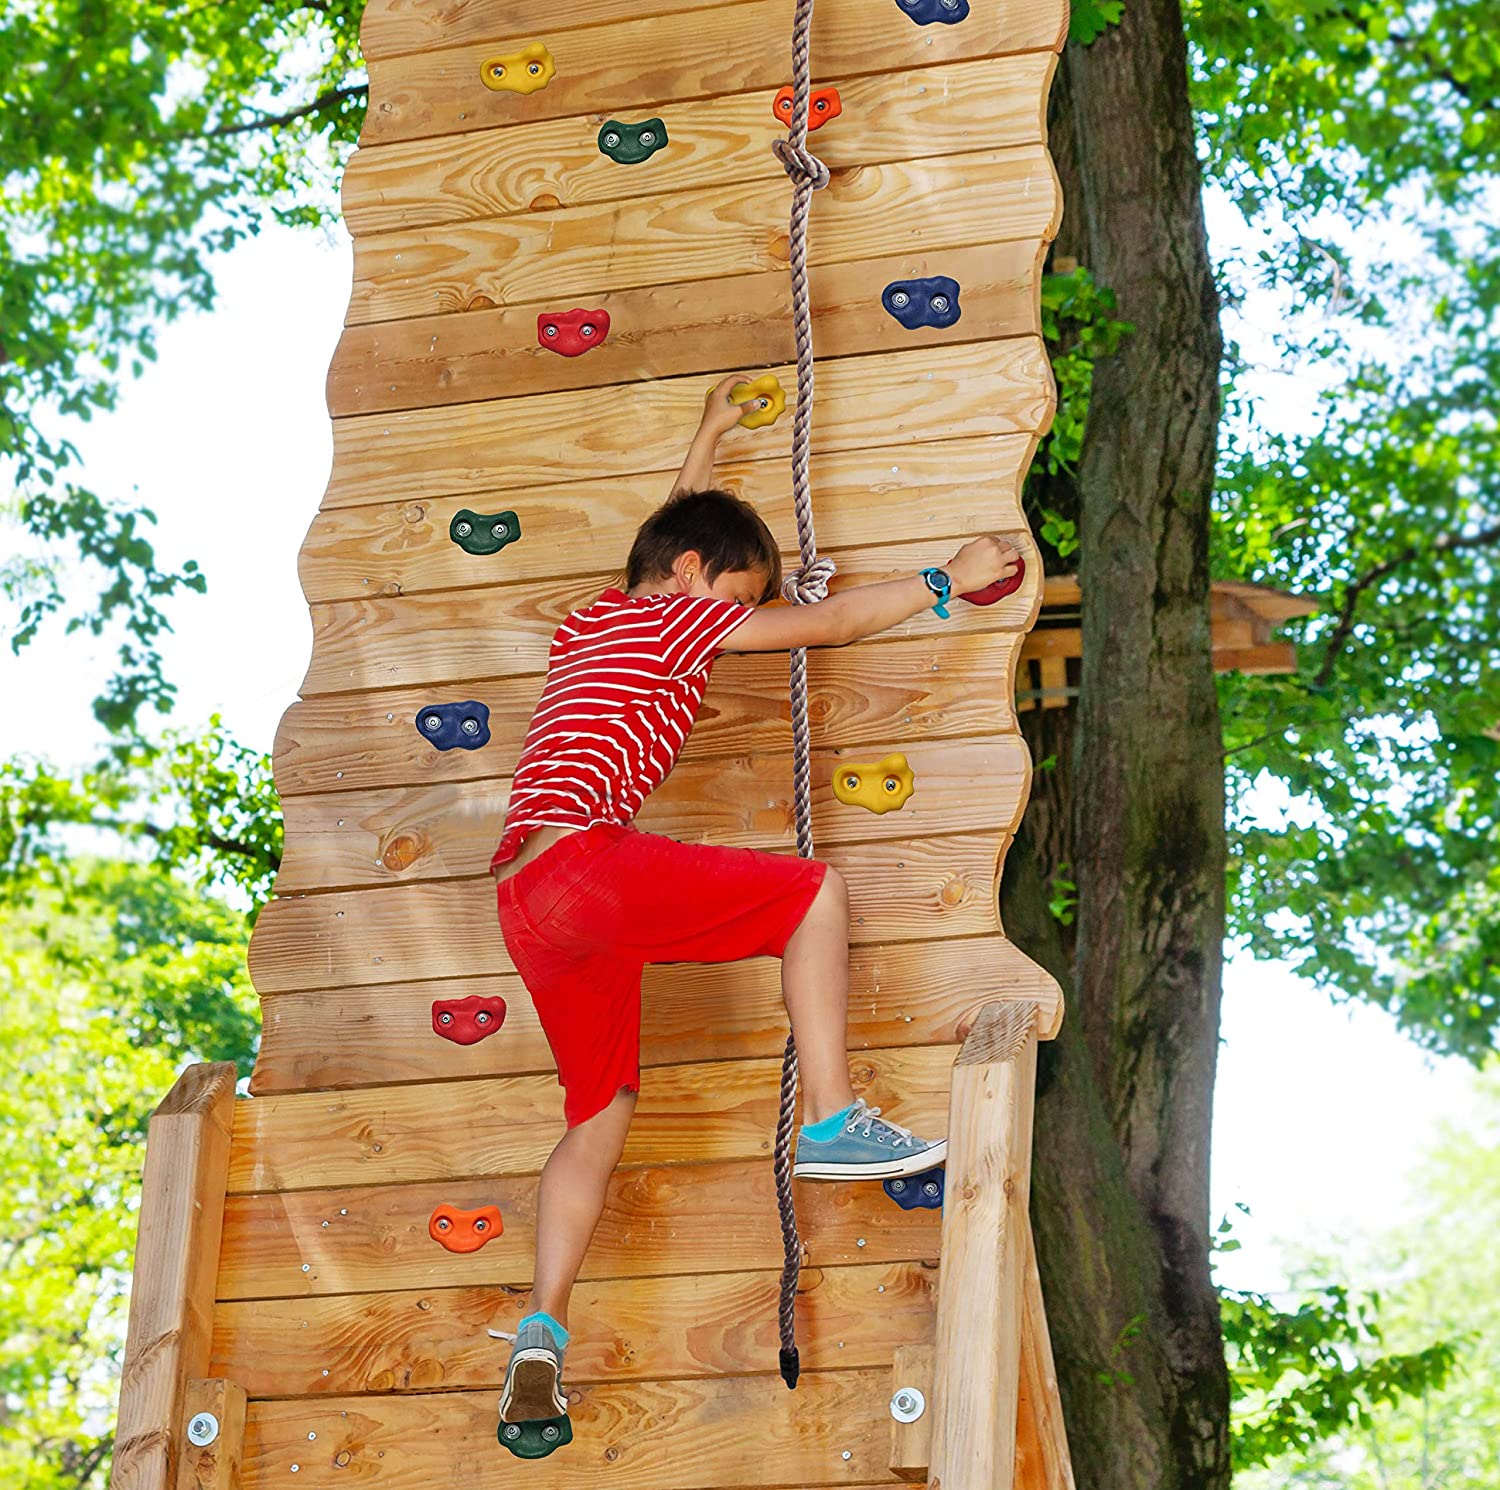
left=496, top=823, right=827, bottom=1128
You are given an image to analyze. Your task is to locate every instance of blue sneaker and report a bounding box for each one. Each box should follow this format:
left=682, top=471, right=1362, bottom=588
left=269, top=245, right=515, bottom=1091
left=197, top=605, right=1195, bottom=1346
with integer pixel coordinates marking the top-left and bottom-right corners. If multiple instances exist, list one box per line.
left=792, top=1097, right=947, bottom=1180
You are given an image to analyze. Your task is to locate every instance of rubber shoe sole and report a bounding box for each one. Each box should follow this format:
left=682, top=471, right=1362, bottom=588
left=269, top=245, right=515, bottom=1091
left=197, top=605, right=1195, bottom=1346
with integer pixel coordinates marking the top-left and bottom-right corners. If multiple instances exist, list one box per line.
left=792, top=1137, right=947, bottom=1181
left=500, top=1350, right=566, bottom=1422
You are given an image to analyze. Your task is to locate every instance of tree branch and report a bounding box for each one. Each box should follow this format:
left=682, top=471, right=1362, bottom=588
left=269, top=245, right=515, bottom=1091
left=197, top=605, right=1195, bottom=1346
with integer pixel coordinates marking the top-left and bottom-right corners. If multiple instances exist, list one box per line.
left=1314, top=521, right=1500, bottom=688
left=205, top=82, right=367, bottom=139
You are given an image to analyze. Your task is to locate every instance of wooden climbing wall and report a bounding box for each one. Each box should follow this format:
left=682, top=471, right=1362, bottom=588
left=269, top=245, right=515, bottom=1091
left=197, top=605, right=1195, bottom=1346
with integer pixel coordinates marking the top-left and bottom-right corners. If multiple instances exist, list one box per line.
left=184, top=0, right=1073, bottom=1485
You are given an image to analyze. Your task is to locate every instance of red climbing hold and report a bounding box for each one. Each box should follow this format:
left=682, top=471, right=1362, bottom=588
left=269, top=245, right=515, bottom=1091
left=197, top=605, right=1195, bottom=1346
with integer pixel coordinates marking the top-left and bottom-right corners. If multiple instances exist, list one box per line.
left=774, top=85, right=842, bottom=130
left=429, top=1203, right=505, bottom=1253
left=432, top=994, right=508, bottom=1045
left=960, top=554, right=1026, bottom=607
left=538, top=308, right=611, bottom=357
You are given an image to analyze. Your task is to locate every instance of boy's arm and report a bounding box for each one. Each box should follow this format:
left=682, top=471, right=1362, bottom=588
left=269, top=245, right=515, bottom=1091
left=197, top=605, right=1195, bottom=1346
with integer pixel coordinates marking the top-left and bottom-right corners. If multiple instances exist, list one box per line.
left=721, top=537, right=1022, bottom=653
left=669, top=375, right=745, bottom=495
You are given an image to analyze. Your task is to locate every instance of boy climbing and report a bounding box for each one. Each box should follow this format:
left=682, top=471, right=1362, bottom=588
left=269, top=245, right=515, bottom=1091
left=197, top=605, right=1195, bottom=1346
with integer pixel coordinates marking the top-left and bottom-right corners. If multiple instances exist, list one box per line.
left=488, top=373, right=1020, bottom=1439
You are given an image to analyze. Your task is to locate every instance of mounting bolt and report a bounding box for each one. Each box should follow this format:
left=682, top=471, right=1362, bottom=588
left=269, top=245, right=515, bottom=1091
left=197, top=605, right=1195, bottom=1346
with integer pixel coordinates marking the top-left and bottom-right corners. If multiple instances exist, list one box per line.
left=186, top=1412, right=220, bottom=1447
left=890, top=1386, right=927, bottom=1424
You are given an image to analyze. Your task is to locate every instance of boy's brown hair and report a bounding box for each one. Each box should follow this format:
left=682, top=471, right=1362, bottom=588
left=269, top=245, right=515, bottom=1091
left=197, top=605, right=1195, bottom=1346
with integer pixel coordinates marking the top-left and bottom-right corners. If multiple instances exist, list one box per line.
left=624, top=488, right=784, bottom=605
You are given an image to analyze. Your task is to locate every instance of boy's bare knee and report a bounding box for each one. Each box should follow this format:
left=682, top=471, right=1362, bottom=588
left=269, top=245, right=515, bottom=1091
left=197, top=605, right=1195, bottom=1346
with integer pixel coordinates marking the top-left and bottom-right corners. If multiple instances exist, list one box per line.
left=814, top=864, right=848, bottom=912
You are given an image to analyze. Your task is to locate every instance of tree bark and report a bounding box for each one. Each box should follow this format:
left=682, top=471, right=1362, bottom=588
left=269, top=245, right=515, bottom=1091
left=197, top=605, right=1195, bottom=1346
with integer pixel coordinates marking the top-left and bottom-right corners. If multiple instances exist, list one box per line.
left=1006, top=0, right=1232, bottom=1483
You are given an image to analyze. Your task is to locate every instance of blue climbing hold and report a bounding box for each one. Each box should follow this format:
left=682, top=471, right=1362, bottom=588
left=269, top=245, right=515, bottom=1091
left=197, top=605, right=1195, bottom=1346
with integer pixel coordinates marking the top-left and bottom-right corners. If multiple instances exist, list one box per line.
left=882, top=275, right=962, bottom=331
left=894, top=0, right=970, bottom=24
left=883, top=1165, right=945, bottom=1211
left=417, top=701, right=491, bottom=752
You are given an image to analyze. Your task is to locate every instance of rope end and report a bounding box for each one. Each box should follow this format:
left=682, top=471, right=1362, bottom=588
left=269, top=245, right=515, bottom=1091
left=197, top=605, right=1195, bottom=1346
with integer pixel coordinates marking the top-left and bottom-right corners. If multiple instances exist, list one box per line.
left=779, top=1346, right=801, bottom=1390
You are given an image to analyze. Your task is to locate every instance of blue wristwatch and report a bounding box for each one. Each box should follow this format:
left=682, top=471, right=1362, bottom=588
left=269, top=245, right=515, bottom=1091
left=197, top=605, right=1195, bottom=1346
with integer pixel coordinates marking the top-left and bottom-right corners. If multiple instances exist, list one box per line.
left=919, top=566, right=953, bottom=619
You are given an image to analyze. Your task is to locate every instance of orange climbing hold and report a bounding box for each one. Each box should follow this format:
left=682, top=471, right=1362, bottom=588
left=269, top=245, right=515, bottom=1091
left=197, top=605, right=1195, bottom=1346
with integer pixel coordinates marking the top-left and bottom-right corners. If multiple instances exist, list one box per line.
left=773, top=85, right=842, bottom=130
left=429, top=1203, right=505, bottom=1253
left=729, top=373, right=787, bottom=429
left=479, top=42, right=556, bottom=95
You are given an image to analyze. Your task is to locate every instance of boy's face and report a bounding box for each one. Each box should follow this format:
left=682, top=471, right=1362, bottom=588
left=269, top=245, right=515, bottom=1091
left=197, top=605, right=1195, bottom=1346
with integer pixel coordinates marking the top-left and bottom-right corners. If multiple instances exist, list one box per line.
left=673, top=550, right=770, bottom=607
left=702, top=566, right=771, bottom=608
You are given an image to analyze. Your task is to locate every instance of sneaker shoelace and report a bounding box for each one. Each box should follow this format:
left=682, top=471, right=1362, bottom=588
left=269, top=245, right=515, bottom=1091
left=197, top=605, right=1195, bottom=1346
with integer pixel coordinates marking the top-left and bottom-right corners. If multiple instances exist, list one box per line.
left=845, top=1098, right=918, bottom=1149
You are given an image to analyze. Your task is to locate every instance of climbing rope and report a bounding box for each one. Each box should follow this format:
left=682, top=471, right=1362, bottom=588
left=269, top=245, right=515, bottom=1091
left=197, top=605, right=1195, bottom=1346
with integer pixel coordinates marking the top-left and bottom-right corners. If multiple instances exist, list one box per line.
left=770, top=0, right=834, bottom=1393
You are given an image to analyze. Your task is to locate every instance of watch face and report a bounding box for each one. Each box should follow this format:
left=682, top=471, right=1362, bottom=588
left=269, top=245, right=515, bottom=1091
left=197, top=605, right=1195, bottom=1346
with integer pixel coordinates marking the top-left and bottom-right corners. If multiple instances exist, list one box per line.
left=924, top=568, right=951, bottom=594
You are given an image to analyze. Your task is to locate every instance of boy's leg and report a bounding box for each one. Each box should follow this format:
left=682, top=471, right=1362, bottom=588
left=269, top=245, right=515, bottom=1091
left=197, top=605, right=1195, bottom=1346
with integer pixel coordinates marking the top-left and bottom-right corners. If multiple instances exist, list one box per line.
left=779, top=866, right=859, bottom=1125
left=530, top=1084, right=638, bottom=1328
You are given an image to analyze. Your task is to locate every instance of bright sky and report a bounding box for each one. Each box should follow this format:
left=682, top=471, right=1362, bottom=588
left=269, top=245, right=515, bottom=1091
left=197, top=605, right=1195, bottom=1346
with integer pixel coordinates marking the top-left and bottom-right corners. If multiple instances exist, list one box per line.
left=0, top=217, right=1485, bottom=1301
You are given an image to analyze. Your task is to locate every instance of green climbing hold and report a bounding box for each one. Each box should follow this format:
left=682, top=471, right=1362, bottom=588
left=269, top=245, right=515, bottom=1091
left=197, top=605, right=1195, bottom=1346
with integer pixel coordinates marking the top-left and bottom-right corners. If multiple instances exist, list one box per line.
left=499, top=1414, right=573, bottom=1460
left=598, top=117, right=668, bottom=165
left=450, top=509, right=521, bottom=557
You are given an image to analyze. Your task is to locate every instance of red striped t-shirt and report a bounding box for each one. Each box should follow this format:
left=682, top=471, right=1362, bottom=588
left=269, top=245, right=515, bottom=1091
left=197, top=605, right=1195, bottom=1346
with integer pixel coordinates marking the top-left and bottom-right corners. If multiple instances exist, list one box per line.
left=490, top=587, right=753, bottom=868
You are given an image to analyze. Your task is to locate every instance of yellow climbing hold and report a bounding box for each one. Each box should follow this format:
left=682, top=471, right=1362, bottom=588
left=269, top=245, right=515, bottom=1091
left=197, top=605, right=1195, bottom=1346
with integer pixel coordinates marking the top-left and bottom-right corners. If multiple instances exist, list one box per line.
left=832, top=753, right=915, bottom=814
left=479, top=42, right=556, bottom=95
left=729, top=374, right=787, bottom=429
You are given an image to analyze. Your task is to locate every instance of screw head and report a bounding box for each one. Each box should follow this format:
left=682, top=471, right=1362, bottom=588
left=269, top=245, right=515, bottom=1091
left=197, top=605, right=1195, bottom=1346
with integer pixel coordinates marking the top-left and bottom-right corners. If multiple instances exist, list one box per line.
left=890, top=289, right=911, bottom=308
left=461, top=716, right=480, bottom=735
left=931, top=294, right=951, bottom=312
left=639, top=130, right=656, bottom=145
left=542, top=1425, right=560, bottom=1442
left=890, top=1386, right=927, bottom=1423
left=604, top=131, right=620, bottom=147
left=503, top=1423, right=521, bottom=1441
left=423, top=714, right=442, bottom=732
left=186, top=1412, right=220, bottom=1447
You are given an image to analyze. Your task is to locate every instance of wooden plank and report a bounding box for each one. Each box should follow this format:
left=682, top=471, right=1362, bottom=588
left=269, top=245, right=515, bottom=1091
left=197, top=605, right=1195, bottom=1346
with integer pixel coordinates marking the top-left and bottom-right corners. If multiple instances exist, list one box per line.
left=360, top=0, right=759, bottom=65
left=322, top=340, right=1052, bottom=509
left=889, top=1343, right=933, bottom=1481
left=295, top=536, right=1037, bottom=697
left=349, top=146, right=1058, bottom=323
left=227, top=1044, right=953, bottom=1194
left=328, top=240, right=1043, bottom=415
left=217, top=1156, right=941, bottom=1300
left=176, top=1378, right=246, bottom=1490
left=243, top=1368, right=897, bottom=1489
left=359, top=0, right=1069, bottom=146
left=249, top=928, right=1063, bottom=1095
left=343, top=56, right=1054, bottom=238
left=113, top=1064, right=239, bottom=1490
left=211, top=1259, right=934, bottom=1396
left=1018, top=1214, right=1076, bottom=1490
left=928, top=1000, right=1040, bottom=1489
left=298, top=433, right=1030, bottom=603
left=267, top=734, right=1030, bottom=893
left=250, top=826, right=1010, bottom=995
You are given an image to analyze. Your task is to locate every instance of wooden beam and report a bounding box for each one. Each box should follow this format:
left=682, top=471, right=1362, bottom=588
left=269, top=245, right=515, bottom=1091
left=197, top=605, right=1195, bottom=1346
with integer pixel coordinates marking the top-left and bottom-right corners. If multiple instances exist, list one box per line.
left=295, top=537, right=1036, bottom=698
left=889, top=1343, right=934, bottom=1481
left=174, top=1379, right=246, bottom=1490
left=267, top=734, right=1030, bottom=894
left=359, top=0, right=1068, bottom=146
left=249, top=929, right=1064, bottom=1095
left=928, top=1000, right=1040, bottom=1490
left=349, top=147, right=1057, bottom=324
left=212, top=1260, right=934, bottom=1396
left=112, top=1063, right=238, bottom=1490
left=241, top=1367, right=906, bottom=1489
left=217, top=1155, right=942, bottom=1301
left=296, top=436, right=1031, bottom=600
left=321, top=340, right=1052, bottom=508
left=227, top=1044, right=953, bottom=1194
left=341, top=57, right=1054, bottom=239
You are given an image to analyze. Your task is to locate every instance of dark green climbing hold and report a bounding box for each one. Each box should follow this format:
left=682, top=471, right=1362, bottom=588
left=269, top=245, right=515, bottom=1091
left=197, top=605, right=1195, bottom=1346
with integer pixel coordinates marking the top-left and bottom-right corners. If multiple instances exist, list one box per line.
left=450, top=509, right=521, bottom=557
left=598, top=117, right=667, bottom=165
left=499, top=1414, right=573, bottom=1460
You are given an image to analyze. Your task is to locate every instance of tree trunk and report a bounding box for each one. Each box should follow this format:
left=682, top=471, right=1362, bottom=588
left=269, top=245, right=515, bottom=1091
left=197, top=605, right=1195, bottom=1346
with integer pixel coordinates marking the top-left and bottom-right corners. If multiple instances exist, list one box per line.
left=1006, top=0, right=1232, bottom=1483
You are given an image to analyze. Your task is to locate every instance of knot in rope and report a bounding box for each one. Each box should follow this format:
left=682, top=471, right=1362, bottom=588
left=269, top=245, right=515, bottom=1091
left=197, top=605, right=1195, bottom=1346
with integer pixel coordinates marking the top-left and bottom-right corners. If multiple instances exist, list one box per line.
left=771, top=138, right=831, bottom=191
left=781, top=555, right=837, bottom=607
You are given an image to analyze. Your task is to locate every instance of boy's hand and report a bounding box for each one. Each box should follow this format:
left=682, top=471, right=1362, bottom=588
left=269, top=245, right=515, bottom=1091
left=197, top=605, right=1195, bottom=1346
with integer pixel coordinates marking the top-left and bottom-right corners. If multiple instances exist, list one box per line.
left=700, top=374, right=752, bottom=438
left=947, top=535, right=1022, bottom=596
